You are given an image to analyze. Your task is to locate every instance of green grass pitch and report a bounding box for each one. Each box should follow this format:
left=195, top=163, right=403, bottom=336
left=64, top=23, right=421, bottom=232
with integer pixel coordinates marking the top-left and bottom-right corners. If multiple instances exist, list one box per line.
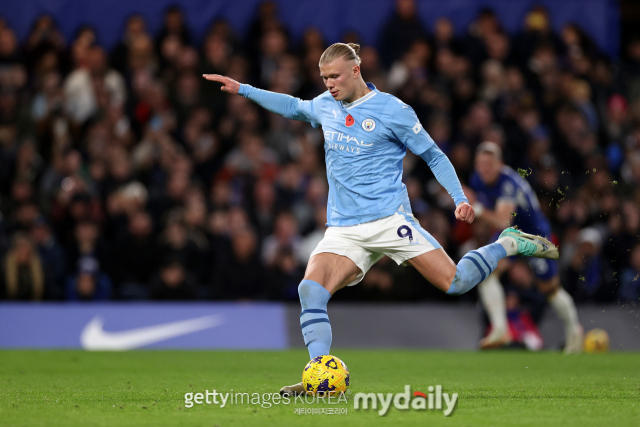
left=1, top=349, right=639, bottom=426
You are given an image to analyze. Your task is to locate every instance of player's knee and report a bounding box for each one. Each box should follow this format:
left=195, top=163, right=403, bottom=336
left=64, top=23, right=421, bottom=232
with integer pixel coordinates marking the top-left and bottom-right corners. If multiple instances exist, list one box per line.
left=298, top=281, right=314, bottom=299
left=298, top=279, right=331, bottom=301
left=443, top=264, right=460, bottom=295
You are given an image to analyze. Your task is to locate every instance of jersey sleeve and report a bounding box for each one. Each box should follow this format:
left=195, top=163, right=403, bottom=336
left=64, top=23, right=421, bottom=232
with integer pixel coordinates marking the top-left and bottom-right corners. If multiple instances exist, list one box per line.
left=239, top=84, right=321, bottom=128
left=386, top=101, right=434, bottom=154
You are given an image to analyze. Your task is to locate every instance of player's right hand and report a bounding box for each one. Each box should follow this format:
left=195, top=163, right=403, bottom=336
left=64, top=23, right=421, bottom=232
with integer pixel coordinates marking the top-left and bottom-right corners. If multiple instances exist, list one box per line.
left=202, top=74, right=241, bottom=95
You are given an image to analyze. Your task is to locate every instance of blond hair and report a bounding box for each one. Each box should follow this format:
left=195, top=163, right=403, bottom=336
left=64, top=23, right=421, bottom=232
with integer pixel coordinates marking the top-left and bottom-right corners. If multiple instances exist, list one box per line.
left=319, top=43, right=361, bottom=66
left=4, top=234, right=44, bottom=300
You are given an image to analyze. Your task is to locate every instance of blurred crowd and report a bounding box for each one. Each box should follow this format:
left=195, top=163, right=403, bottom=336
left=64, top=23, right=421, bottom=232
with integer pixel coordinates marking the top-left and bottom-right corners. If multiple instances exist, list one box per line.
left=0, top=0, right=639, bottom=303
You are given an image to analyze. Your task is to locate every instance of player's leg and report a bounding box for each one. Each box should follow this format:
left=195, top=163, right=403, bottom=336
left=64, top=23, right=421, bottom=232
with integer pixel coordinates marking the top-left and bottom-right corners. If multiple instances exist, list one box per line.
left=299, top=253, right=361, bottom=359
left=543, top=278, right=583, bottom=354
left=478, top=258, right=512, bottom=349
left=408, top=243, right=506, bottom=294
left=281, top=253, right=362, bottom=396
left=408, top=227, right=558, bottom=295
left=530, top=258, right=583, bottom=354
left=406, top=230, right=514, bottom=294
left=281, top=221, right=381, bottom=398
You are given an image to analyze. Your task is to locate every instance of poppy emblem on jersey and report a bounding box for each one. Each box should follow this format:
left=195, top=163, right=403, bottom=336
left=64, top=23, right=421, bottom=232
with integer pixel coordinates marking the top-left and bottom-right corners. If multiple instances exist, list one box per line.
left=345, top=114, right=355, bottom=127
left=362, top=118, right=376, bottom=132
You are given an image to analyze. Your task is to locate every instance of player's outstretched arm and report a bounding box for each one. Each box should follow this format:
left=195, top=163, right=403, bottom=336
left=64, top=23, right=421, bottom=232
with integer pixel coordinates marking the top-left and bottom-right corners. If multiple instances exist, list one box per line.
left=202, top=74, right=319, bottom=127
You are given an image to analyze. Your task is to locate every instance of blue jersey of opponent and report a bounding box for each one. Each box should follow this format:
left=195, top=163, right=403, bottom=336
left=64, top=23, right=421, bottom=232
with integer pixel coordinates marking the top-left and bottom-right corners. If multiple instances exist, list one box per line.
left=239, top=83, right=467, bottom=226
left=470, top=166, right=551, bottom=237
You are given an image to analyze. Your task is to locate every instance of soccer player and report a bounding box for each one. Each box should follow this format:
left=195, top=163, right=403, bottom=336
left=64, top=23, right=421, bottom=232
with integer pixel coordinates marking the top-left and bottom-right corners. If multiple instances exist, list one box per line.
left=203, top=43, right=559, bottom=395
left=469, top=142, right=583, bottom=353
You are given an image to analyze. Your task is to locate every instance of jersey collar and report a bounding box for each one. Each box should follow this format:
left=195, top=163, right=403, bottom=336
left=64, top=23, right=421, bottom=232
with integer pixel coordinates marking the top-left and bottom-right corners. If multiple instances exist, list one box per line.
left=341, top=83, right=378, bottom=110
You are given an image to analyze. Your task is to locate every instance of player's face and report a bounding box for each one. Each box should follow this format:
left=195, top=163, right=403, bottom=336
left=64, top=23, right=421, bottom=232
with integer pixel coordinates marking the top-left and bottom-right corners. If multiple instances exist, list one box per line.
left=475, top=152, right=502, bottom=185
left=319, top=58, right=358, bottom=101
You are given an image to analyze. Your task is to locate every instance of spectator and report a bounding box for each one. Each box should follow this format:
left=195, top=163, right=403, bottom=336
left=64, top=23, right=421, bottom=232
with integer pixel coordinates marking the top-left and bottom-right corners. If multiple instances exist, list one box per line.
left=65, top=256, right=112, bottom=301
left=378, top=0, right=428, bottom=67
left=3, top=233, right=44, bottom=300
left=65, top=220, right=110, bottom=281
left=149, top=258, right=198, bottom=300
left=434, top=17, right=463, bottom=54
left=214, top=228, right=265, bottom=299
left=267, top=245, right=304, bottom=299
left=156, top=6, right=191, bottom=52
left=30, top=216, right=65, bottom=299
left=63, top=46, right=126, bottom=124
left=513, top=5, right=563, bottom=70
left=0, top=26, right=22, bottom=66
left=159, top=215, right=204, bottom=279
left=113, top=211, right=159, bottom=298
left=603, top=200, right=640, bottom=279
left=262, top=211, right=302, bottom=266
left=564, top=228, right=605, bottom=301
left=464, top=8, right=502, bottom=67
left=246, top=1, right=287, bottom=62
left=619, top=243, right=640, bottom=302
left=24, top=15, right=65, bottom=72
left=111, top=14, right=148, bottom=73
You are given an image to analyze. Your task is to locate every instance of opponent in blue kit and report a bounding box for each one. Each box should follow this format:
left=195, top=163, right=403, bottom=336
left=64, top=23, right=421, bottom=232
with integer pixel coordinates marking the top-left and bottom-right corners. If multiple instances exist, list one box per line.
left=204, top=43, right=559, bottom=395
left=469, top=142, right=583, bottom=353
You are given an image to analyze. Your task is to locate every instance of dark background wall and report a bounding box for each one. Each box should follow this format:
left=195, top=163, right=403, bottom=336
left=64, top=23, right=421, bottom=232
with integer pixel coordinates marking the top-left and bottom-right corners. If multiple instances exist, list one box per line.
left=1, top=0, right=620, bottom=57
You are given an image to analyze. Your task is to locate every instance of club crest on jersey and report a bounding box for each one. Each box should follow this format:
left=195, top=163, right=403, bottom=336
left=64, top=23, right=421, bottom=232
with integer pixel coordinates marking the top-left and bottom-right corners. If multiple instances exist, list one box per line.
left=361, top=118, right=376, bottom=132
left=345, top=114, right=355, bottom=127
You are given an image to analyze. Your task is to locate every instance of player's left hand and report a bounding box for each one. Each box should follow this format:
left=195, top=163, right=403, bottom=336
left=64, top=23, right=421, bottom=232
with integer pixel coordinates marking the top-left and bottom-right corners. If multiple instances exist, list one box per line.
left=455, top=202, right=475, bottom=224
left=202, top=74, right=241, bottom=94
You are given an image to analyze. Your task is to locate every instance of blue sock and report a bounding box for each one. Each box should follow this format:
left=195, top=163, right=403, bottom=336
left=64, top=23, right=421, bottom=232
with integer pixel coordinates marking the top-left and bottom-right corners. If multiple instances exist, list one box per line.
left=447, top=242, right=507, bottom=296
left=299, top=279, right=332, bottom=359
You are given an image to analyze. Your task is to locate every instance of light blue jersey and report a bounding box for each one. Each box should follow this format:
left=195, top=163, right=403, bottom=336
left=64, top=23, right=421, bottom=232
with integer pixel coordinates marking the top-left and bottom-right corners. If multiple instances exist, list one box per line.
left=239, top=83, right=467, bottom=226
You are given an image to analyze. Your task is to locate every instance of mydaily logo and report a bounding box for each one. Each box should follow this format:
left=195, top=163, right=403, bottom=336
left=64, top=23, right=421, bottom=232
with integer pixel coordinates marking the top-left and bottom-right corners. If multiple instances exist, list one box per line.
left=354, top=385, right=458, bottom=416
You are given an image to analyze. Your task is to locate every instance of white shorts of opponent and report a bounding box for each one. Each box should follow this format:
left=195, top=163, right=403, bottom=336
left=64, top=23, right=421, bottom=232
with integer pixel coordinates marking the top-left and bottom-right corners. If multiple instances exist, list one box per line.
left=309, top=208, right=442, bottom=286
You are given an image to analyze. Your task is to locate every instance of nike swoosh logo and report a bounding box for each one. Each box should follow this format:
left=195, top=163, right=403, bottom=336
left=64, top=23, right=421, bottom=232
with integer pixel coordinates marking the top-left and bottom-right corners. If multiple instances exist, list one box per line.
left=80, top=315, right=225, bottom=350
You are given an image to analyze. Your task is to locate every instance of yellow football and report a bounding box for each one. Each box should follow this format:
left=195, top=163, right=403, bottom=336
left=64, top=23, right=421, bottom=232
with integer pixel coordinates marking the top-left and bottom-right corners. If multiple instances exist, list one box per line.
left=584, top=328, right=609, bottom=353
left=302, top=355, right=349, bottom=395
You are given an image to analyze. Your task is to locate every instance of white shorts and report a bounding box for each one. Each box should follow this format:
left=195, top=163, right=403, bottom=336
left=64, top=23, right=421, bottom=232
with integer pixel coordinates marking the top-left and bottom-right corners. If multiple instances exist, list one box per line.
left=309, top=209, right=442, bottom=286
